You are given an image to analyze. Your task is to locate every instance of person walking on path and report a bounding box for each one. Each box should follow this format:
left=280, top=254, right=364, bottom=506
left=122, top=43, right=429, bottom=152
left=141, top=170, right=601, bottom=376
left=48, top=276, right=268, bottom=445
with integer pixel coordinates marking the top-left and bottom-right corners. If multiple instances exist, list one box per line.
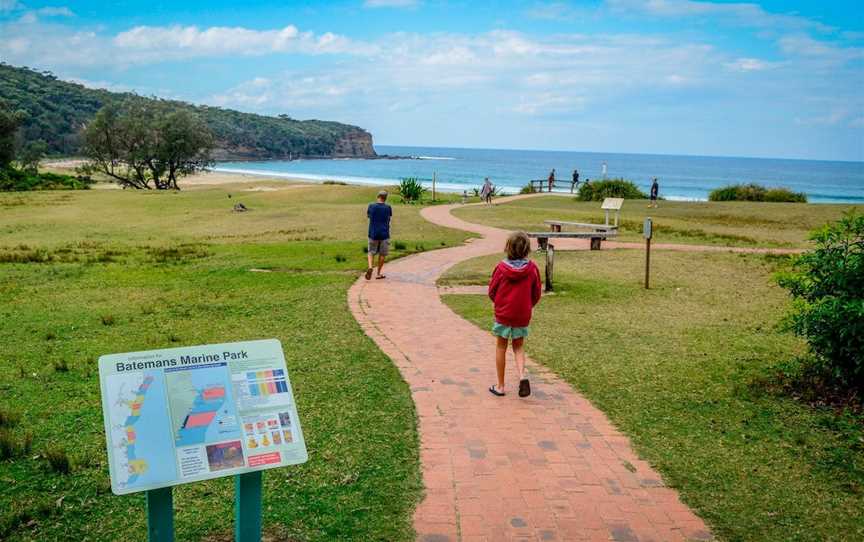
left=649, top=177, right=659, bottom=208
left=480, top=177, right=494, bottom=205
left=547, top=168, right=556, bottom=192
left=487, top=232, right=542, bottom=398
left=365, top=190, right=392, bottom=280
left=571, top=169, right=580, bottom=193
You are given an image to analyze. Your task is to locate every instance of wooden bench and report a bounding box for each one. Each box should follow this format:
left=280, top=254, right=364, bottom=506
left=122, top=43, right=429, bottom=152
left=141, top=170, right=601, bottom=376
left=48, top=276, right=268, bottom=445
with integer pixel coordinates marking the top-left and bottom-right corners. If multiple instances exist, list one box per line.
left=527, top=230, right=618, bottom=251
left=525, top=198, right=625, bottom=291
left=538, top=198, right=625, bottom=250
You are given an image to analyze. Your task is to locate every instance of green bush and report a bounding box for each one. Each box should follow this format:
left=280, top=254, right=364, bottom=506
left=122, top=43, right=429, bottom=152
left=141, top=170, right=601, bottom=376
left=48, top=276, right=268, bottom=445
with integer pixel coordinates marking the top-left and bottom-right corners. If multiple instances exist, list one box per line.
left=777, top=212, right=864, bottom=389
left=765, top=188, right=808, bottom=203
left=0, top=167, right=92, bottom=191
left=709, top=183, right=807, bottom=203
left=519, top=182, right=536, bottom=194
left=398, top=177, right=426, bottom=203
left=576, top=178, right=647, bottom=201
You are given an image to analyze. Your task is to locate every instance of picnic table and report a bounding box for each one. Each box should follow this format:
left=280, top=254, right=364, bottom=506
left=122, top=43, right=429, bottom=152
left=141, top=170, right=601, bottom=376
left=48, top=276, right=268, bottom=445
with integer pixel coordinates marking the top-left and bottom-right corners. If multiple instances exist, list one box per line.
left=526, top=198, right=625, bottom=291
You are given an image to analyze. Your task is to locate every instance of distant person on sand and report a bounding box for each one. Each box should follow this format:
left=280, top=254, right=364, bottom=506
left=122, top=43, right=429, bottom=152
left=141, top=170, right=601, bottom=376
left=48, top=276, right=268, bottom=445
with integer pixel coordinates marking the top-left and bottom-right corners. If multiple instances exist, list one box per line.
left=548, top=169, right=555, bottom=192
left=365, top=190, right=392, bottom=280
left=571, top=169, right=579, bottom=193
left=649, top=177, right=659, bottom=208
left=487, top=232, right=542, bottom=398
left=480, top=177, right=494, bottom=205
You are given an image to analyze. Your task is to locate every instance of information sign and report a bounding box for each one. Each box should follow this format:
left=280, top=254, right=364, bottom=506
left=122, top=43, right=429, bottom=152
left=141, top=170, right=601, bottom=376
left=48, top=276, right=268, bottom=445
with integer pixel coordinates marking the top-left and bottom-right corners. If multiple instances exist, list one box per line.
left=643, top=217, right=653, bottom=239
left=99, top=339, right=307, bottom=495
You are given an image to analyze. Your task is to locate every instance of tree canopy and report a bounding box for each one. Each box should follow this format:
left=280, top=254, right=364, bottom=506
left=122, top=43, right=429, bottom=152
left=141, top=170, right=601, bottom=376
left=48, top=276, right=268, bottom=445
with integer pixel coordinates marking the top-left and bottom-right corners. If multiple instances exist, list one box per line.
left=81, top=100, right=214, bottom=189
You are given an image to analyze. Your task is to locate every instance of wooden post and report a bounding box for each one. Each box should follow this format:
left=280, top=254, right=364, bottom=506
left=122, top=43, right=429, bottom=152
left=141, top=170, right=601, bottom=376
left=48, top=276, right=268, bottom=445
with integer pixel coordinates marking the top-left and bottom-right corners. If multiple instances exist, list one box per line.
left=146, top=488, right=174, bottom=542
left=644, top=237, right=651, bottom=289
left=545, top=243, right=555, bottom=292
left=644, top=217, right=653, bottom=289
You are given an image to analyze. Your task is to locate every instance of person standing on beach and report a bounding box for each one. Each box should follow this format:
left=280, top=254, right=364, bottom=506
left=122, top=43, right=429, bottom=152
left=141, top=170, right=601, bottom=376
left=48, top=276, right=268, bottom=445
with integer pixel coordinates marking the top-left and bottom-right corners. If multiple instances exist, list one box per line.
left=480, top=177, right=494, bottom=205
left=548, top=169, right=556, bottom=192
left=487, top=232, right=542, bottom=398
left=365, top=190, right=392, bottom=280
left=649, top=177, right=659, bottom=208
left=571, top=169, right=579, bottom=193
left=601, top=161, right=608, bottom=179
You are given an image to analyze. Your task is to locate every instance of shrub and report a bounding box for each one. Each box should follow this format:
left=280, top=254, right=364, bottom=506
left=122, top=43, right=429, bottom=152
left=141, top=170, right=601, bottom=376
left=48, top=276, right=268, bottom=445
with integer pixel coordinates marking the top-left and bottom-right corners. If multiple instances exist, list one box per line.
left=777, top=212, right=864, bottom=390
left=520, top=183, right=536, bottom=194
left=709, top=183, right=807, bottom=203
left=393, top=241, right=407, bottom=250
left=0, top=167, right=92, bottom=192
left=0, top=429, right=32, bottom=460
left=44, top=447, right=71, bottom=474
left=576, top=178, right=647, bottom=201
left=765, top=188, right=808, bottom=203
left=398, top=177, right=426, bottom=203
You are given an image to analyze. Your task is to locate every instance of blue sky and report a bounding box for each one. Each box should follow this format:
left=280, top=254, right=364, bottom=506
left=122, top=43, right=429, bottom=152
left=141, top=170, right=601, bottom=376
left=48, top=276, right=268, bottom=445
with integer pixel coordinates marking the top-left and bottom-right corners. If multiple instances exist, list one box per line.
left=1, top=0, right=862, bottom=161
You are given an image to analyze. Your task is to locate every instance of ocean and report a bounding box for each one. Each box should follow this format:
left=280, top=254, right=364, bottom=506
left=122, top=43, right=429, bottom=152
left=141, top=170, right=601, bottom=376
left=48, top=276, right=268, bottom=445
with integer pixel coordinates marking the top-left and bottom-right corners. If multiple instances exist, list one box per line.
left=214, top=145, right=864, bottom=204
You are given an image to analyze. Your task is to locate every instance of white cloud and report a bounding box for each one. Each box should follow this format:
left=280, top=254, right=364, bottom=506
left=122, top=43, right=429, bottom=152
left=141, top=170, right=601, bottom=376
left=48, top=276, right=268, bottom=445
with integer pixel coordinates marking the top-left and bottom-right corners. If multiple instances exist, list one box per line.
left=778, top=34, right=864, bottom=62
left=36, top=6, right=73, bottom=17
left=0, top=0, right=22, bottom=11
left=607, top=0, right=833, bottom=33
left=525, top=2, right=582, bottom=21
left=111, top=24, right=373, bottom=59
left=724, top=57, right=776, bottom=72
left=363, top=0, right=418, bottom=7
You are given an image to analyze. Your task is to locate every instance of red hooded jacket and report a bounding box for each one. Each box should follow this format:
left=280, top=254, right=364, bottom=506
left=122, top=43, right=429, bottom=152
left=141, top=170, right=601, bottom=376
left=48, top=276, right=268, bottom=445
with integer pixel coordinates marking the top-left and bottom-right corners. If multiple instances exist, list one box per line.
left=488, top=259, right=542, bottom=327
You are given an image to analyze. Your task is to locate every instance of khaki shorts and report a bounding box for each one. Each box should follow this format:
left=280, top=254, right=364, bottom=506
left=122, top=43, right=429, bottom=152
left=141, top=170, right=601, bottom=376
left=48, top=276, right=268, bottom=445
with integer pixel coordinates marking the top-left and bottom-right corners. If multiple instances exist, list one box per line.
left=368, top=238, right=390, bottom=256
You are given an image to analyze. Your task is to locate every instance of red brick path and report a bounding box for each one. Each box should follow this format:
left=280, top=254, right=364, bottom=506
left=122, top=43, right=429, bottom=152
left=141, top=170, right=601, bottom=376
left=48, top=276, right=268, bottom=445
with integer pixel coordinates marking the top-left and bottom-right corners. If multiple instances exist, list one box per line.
left=348, top=196, right=725, bottom=541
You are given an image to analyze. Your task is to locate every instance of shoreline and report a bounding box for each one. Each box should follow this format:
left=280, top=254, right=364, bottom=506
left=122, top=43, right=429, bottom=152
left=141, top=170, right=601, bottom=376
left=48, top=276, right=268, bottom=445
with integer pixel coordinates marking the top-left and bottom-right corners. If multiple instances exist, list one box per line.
left=40, top=159, right=860, bottom=204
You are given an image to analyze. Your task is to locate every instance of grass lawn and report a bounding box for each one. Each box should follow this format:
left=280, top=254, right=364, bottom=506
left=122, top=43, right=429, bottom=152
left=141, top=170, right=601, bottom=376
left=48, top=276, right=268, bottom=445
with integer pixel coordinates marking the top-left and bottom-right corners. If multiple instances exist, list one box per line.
left=452, top=196, right=858, bottom=247
left=441, top=249, right=864, bottom=541
left=0, top=183, right=470, bottom=541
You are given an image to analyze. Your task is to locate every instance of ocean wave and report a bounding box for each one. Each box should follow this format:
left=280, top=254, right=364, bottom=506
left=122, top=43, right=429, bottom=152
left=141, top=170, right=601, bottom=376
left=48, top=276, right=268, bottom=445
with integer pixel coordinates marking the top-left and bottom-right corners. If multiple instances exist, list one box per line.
left=416, top=155, right=456, bottom=160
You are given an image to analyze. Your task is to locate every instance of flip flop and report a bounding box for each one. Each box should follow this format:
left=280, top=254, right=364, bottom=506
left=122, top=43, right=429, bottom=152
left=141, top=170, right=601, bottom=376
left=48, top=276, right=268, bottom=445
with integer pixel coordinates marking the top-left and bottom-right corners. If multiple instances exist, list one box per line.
left=518, top=378, right=531, bottom=397
left=489, top=385, right=505, bottom=397
left=365, top=268, right=373, bottom=280
left=376, top=275, right=387, bottom=280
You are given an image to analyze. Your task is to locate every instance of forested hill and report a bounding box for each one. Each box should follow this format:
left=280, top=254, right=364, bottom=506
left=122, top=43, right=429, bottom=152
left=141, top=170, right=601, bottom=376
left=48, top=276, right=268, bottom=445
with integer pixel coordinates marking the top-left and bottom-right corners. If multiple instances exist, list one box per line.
left=0, top=63, right=377, bottom=160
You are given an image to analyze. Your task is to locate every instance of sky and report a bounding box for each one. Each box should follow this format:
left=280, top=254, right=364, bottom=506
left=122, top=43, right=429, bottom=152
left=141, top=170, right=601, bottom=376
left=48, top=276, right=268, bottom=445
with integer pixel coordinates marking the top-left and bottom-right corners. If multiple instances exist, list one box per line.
left=1, top=0, right=862, bottom=161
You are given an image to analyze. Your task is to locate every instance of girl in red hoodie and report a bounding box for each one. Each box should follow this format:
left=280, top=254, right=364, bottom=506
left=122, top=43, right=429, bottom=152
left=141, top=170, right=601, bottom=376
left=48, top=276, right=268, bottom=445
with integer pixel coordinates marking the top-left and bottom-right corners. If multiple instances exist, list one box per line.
left=488, top=231, right=542, bottom=397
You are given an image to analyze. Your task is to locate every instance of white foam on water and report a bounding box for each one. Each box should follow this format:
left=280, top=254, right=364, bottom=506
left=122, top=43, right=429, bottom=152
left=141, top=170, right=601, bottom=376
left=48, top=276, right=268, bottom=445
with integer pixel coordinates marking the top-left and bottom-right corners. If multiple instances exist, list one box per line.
left=210, top=166, right=520, bottom=194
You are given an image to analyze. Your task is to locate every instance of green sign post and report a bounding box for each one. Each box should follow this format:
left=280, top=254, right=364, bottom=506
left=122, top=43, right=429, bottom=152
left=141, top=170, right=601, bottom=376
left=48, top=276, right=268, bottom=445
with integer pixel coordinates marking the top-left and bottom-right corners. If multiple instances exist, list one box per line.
left=99, top=339, right=307, bottom=542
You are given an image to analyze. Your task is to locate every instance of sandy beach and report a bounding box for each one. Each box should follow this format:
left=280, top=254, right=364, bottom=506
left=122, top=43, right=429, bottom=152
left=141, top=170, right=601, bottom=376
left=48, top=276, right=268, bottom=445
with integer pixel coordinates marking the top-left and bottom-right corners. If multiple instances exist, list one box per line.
left=42, top=159, right=317, bottom=190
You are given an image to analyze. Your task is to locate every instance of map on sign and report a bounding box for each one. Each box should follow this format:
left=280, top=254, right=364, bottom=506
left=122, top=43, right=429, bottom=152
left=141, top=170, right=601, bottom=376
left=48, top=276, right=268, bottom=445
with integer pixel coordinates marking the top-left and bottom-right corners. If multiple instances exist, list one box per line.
left=99, top=339, right=307, bottom=495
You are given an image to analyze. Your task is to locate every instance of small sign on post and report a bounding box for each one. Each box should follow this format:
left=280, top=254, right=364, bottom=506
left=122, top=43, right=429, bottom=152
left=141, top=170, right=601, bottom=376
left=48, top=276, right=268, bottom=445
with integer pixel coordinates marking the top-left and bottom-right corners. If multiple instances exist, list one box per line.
left=98, top=339, right=307, bottom=542
left=644, top=217, right=653, bottom=289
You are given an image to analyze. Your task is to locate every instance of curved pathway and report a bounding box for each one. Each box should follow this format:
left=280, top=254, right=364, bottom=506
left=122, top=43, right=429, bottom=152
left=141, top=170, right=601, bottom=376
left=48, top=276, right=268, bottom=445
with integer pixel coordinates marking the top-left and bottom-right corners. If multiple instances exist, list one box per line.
left=349, top=195, right=783, bottom=541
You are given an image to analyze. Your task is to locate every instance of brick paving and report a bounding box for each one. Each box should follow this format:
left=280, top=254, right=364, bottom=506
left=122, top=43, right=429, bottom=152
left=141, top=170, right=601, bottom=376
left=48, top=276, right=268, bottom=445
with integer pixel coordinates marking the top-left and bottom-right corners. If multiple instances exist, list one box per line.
left=348, top=195, right=728, bottom=541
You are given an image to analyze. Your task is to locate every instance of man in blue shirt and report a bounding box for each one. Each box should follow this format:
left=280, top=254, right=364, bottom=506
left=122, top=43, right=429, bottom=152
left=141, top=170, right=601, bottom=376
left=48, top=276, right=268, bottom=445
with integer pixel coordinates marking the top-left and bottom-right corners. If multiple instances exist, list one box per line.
left=366, top=190, right=393, bottom=280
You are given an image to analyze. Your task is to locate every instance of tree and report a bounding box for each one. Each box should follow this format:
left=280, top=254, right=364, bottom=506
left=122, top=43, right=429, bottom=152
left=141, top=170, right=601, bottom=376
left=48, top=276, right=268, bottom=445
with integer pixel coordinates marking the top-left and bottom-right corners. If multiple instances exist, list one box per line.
left=19, top=140, right=47, bottom=174
left=81, top=100, right=214, bottom=189
left=0, top=100, right=26, bottom=169
left=151, top=108, right=214, bottom=189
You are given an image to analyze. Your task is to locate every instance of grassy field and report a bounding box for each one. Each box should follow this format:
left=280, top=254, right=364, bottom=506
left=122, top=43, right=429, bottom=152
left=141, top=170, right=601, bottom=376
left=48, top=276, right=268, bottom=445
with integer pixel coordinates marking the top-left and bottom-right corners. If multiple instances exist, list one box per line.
left=441, top=249, right=864, bottom=541
left=452, top=195, right=858, bottom=247
left=0, top=182, right=470, bottom=541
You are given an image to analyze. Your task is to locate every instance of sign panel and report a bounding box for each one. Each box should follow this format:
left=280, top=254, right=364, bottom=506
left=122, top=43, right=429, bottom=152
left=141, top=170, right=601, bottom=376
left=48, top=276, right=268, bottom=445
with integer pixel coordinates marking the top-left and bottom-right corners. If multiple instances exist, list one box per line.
left=99, top=339, right=307, bottom=495
left=643, top=217, right=653, bottom=239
